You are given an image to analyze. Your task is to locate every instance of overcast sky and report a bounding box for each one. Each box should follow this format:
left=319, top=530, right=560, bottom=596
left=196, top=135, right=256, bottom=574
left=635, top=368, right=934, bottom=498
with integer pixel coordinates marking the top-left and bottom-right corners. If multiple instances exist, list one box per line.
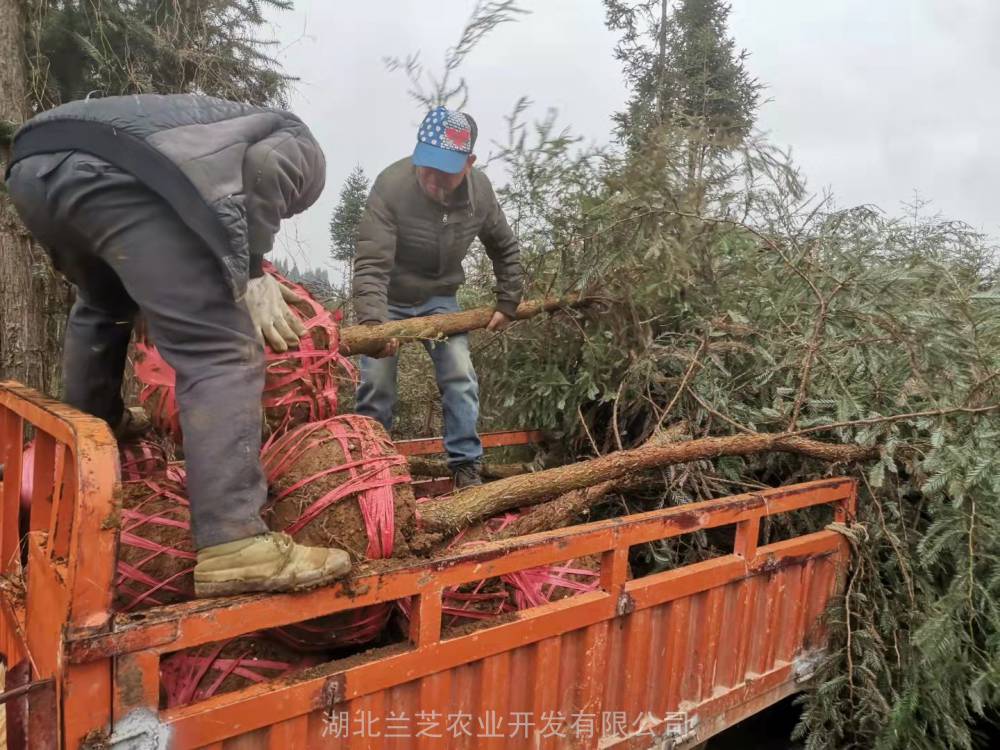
left=266, top=0, right=1000, bottom=272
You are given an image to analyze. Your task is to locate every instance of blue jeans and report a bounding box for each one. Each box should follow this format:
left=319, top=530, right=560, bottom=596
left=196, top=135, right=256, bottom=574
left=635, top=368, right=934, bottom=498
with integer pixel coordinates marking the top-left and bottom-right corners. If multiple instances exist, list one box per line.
left=355, top=296, right=482, bottom=468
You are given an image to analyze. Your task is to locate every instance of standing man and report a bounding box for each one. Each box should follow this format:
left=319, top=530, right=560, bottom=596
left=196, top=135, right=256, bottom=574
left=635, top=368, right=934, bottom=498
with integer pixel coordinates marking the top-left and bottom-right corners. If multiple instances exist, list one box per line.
left=353, top=106, right=523, bottom=488
left=5, top=93, right=350, bottom=597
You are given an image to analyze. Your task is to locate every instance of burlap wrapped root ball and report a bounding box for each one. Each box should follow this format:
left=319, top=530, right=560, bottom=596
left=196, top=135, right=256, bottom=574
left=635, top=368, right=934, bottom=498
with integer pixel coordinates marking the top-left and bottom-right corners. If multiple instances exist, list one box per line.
left=261, top=415, right=416, bottom=649
left=262, top=415, right=416, bottom=559
left=134, top=264, right=355, bottom=444
left=410, top=512, right=603, bottom=630
left=115, top=464, right=196, bottom=612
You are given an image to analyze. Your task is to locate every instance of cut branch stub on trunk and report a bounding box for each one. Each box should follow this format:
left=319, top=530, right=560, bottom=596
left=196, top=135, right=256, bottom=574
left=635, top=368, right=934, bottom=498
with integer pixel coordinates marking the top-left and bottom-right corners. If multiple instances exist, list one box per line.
left=415, top=432, right=878, bottom=535
left=338, top=295, right=585, bottom=357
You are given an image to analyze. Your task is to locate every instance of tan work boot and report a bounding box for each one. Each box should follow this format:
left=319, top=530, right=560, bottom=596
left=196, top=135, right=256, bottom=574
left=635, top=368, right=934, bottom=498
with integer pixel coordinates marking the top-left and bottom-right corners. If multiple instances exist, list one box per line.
left=193, top=532, right=351, bottom=597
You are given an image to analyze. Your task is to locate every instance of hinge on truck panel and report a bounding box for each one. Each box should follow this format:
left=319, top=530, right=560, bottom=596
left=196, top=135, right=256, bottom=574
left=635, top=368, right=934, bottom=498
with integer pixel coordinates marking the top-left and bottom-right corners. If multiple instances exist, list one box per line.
left=320, top=674, right=346, bottom=715
left=664, top=712, right=701, bottom=749
left=100, top=708, right=172, bottom=750
left=793, top=648, right=826, bottom=683
left=617, top=591, right=636, bottom=616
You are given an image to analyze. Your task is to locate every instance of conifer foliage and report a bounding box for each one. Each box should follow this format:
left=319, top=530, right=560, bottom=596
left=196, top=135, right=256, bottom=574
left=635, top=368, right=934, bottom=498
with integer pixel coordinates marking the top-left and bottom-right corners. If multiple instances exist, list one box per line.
left=329, top=165, right=370, bottom=301
left=460, top=3, right=1000, bottom=747
left=26, top=0, right=293, bottom=108
left=1, top=0, right=295, bottom=395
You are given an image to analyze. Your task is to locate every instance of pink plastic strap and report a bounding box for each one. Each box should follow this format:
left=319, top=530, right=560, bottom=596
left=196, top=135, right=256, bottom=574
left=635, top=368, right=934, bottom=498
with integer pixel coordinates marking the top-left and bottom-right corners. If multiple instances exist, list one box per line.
left=161, top=635, right=296, bottom=707
left=418, top=510, right=601, bottom=626
left=119, top=441, right=167, bottom=482
left=261, top=415, right=410, bottom=559
left=115, top=476, right=197, bottom=612
left=135, top=264, right=355, bottom=442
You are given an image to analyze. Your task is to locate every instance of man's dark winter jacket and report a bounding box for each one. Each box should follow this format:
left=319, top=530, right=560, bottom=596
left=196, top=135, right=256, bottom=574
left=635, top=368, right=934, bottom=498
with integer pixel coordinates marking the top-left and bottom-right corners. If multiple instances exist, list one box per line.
left=6, top=93, right=325, bottom=298
left=353, top=157, right=523, bottom=324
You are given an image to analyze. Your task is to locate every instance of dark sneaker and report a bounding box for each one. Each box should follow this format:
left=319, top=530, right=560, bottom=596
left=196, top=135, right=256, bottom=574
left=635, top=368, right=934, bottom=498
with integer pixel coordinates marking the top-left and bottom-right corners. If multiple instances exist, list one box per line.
left=452, top=462, right=483, bottom=489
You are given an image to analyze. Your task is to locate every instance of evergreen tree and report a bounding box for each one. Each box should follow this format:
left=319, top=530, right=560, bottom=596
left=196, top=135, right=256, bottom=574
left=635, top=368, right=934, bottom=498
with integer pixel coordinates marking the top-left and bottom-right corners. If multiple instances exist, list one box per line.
left=329, top=165, right=370, bottom=293
left=605, top=0, right=759, bottom=156
left=27, top=0, right=293, bottom=108
left=476, top=7, right=1000, bottom=749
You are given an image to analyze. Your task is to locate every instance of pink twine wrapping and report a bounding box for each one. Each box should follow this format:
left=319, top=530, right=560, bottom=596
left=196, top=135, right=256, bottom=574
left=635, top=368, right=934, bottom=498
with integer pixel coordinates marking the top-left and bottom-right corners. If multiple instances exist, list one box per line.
left=114, top=472, right=197, bottom=612
left=134, top=263, right=356, bottom=444
left=160, top=634, right=316, bottom=708
left=18, top=441, right=37, bottom=514
left=261, top=415, right=408, bottom=559
left=119, top=441, right=168, bottom=482
left=403, top=511, right=602, bottom=628
left=269, top=601, right=394, bottom=650
left=260, top=415, right=411, bottom=649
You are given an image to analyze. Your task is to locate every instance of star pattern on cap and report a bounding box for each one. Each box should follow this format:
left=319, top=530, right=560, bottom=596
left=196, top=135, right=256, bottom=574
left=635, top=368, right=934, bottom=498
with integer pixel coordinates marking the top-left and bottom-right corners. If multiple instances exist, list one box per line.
left=417, top=106, right=472, bottom=153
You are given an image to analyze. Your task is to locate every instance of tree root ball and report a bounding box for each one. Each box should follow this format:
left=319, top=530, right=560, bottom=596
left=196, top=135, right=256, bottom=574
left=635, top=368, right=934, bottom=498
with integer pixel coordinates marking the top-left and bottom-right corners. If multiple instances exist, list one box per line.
left=134, top=265, right=355, bottom=444
left=115, top=468, right=195, bottom=612
left=261, top=415, right=416, bottom=650
left=405, top=512, right=605, bottom=632
left=262, top=415, right=415, bottom=560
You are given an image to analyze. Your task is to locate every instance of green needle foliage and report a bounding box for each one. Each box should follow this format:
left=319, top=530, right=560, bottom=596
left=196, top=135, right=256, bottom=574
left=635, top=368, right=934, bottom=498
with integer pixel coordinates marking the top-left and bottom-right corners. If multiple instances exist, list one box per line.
left=457, top=2, right=1000, bottom=747
left=25, top=0, right=294, bottom=108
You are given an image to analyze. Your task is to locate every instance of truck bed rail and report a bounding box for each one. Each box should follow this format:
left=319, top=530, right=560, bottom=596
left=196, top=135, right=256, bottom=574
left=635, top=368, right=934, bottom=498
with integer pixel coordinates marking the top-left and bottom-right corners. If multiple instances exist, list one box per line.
left=0, top=382, right=855, bottom=749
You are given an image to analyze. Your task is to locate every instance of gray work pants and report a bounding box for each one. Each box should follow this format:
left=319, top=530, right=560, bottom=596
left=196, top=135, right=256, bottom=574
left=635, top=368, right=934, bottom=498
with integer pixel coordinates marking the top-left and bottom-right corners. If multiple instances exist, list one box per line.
left=6, top=151, right=268, bottom=549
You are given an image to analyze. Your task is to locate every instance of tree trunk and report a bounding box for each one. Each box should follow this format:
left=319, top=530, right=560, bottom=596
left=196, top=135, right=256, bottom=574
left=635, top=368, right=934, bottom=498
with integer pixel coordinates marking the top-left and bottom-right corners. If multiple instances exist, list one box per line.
left=0, top=0, right=71, bottom=395
left=491, top=477, right=645, bottom=539
left=490, top=422, right=689, bottom=539
left=338, top=295, right=585, bottom=357
left=416, top=432, right=877, bottom=534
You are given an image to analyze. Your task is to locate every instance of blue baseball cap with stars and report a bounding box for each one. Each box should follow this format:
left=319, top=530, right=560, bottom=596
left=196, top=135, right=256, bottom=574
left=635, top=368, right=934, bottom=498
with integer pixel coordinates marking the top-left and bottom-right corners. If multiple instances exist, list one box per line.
left=412, top=106, right=478, bottom=174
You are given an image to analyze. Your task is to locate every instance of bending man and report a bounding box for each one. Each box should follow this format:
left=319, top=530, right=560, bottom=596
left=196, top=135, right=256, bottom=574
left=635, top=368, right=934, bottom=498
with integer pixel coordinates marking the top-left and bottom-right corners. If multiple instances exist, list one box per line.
left=6, top=93, right=350, bottom=597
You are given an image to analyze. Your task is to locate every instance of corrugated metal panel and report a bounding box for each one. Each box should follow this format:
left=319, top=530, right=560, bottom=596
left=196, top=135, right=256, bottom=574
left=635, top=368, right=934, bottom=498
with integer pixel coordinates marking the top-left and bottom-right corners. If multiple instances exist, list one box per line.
left=124, top=539, right=846, bottom=749
left=1, top=381, right=857, bottom=750
left=199, top=539, right=845, bottom=750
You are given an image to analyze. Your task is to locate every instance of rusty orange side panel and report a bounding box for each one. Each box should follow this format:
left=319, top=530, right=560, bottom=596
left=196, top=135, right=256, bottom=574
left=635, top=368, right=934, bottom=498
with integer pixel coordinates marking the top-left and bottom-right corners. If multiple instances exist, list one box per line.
left=1, top=382, right=856, bottom=749
left=396, top=429, right=546, bottom=456
left=74, top=479, right=853, bottom=750
left=0, top=382, right=119, bottom=749
left=150, top=529, right=846, bottom=750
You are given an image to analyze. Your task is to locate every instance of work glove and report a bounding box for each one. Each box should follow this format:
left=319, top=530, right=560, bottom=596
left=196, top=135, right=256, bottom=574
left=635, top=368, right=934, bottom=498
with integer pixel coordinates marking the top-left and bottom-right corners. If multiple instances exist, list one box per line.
left=245, top=275, right=308, bottom=352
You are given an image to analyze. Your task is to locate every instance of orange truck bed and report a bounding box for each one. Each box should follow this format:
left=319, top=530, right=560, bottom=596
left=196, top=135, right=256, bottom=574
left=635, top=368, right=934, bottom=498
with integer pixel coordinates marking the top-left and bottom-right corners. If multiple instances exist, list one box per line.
left=0, top=381, right=855, bottom=749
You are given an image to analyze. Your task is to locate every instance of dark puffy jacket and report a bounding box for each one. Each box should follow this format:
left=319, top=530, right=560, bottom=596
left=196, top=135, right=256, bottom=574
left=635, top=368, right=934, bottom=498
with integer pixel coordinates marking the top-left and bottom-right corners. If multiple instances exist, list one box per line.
left=353, top=157, right=523, bottom=324
left=7, top=94, right=325, bottom=298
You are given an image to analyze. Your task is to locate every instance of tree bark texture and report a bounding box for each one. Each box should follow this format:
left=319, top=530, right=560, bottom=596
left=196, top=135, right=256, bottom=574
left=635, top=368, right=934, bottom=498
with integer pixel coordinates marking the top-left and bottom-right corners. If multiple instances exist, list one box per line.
left=0, top=0, right=71, bottom=395
left=489, top=422, right=690, bottom=539
left=338, top=295, right=585, bottom=357
left=416, top=432, right=878, bottom=534
left=492, top=477, right=657, bottom=539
